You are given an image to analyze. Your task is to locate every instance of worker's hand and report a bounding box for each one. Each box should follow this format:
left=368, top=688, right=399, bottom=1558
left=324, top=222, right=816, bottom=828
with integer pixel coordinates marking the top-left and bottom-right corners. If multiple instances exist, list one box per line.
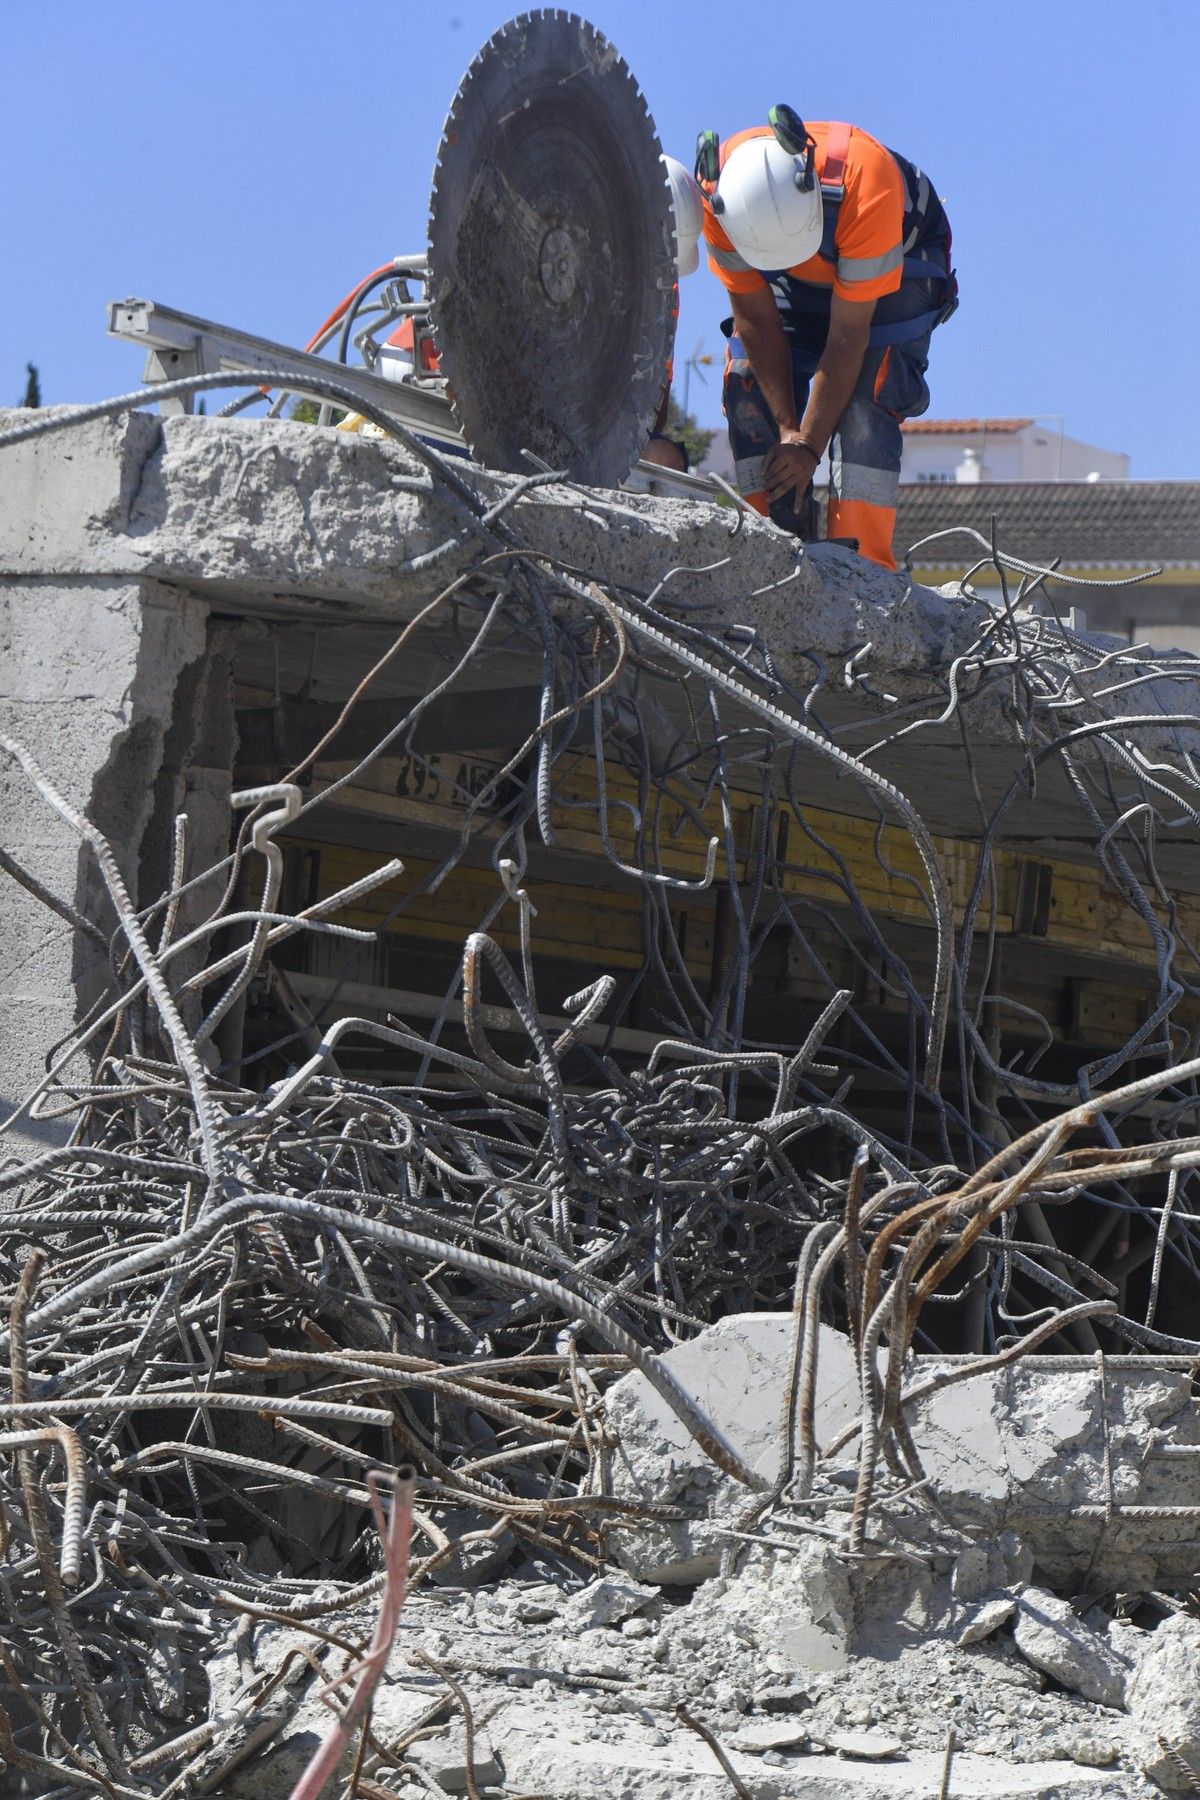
left=763, top=432, right=819, bottom=511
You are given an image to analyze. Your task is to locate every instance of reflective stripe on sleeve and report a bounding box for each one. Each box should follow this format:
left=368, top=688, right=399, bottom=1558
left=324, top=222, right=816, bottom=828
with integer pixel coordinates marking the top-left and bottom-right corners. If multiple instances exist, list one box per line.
left=837, top=243, right=903, bottom=283
left=708, top=242, right=753, bottom=275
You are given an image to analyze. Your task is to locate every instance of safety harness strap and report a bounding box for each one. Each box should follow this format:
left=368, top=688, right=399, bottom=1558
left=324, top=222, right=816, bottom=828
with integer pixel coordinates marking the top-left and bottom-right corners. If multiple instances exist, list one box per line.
left=817, top=126, right=852, bottom=265
left=867, top=308, right=945, bottom=348
left=819, top=126, right=956, bottom=329
left=822, top=120, right=852, bottom=186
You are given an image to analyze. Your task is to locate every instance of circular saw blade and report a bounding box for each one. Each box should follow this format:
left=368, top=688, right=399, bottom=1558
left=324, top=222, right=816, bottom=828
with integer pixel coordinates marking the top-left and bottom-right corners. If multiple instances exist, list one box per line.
left=428, top=9, right=677, bottom=487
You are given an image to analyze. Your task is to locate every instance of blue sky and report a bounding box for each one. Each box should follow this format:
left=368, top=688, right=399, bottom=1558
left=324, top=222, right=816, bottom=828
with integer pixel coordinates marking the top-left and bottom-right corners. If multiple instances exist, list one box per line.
left=2, top=0, right=1196, bottom=476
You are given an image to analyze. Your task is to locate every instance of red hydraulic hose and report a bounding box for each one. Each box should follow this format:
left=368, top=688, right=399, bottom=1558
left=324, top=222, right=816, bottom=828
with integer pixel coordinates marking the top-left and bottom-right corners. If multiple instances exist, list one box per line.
left=252, top=260, right=401, bottom=406
left=304, top=260, right=399, bottom=352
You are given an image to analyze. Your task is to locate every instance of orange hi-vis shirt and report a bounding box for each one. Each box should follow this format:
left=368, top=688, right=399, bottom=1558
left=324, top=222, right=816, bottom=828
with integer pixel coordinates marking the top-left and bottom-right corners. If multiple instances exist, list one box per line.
left=703, top=122, right=905, bottom=305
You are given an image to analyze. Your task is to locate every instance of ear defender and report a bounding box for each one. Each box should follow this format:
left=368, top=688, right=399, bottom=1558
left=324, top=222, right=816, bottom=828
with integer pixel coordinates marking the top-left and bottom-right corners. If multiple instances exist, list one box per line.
left=768, top=104, right=817, bottom=190
left=694, top=130, right=723, bottom=209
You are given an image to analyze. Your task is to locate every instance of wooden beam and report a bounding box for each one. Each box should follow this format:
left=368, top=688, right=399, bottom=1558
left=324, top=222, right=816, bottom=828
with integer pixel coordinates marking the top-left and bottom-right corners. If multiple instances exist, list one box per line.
left=281, top=970, right=674, bottom=1059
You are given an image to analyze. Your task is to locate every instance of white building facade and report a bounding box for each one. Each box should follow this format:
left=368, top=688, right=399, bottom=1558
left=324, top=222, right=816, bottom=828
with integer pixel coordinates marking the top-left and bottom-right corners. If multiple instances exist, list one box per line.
left=901, top=418, right=1129, bottom=485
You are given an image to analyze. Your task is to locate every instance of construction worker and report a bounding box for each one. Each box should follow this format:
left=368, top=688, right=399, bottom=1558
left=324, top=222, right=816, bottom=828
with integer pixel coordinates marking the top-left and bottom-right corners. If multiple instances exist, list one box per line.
left=694, top=110, right=956, bottom=568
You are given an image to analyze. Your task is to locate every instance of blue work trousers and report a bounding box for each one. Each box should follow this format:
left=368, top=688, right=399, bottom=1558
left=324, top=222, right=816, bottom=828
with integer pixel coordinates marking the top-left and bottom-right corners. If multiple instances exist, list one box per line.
left=722, top=276, right=939, bottom=567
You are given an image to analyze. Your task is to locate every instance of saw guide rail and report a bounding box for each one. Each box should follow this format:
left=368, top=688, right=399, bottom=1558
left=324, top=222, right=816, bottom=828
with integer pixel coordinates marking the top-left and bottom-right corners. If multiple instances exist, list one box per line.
left=107, top=292, right=462, bottom=439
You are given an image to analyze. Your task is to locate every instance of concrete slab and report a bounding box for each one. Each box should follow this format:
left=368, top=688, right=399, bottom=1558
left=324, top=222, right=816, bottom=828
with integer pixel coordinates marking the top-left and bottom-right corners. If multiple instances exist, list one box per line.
left=606, top=1314, right=1200, bottom=1589
left=490, top=1703, right=1123, bottom=1798
left=5, top=408, right=1199, bottom=895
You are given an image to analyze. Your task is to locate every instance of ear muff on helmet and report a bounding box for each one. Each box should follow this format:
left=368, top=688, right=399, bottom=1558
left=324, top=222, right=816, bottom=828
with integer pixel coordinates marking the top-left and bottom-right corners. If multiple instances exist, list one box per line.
left=696, top=111, right=817, bottom=214
left=695, top=130, right=722, bottom=206
left=768, top=104, right=817, bottom=191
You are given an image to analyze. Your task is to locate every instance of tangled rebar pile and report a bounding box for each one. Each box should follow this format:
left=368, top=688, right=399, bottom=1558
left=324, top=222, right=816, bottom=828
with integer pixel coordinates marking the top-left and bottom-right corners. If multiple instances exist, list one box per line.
left=3, top=390, right=1200, bottom=1791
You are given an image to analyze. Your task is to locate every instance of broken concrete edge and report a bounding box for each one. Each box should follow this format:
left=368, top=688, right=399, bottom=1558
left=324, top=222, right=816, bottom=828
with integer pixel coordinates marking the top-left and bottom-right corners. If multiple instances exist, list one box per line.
left=0, top=574, right=234, bottom=1154
left=4, top=408, right=1191, bottom=746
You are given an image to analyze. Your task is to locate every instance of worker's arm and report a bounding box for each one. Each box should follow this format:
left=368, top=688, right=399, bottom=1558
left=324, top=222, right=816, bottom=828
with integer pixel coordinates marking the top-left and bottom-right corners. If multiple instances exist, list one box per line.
left=732, top=288, right=876, bottom=508
left=729, top=285, right=803, bottom=433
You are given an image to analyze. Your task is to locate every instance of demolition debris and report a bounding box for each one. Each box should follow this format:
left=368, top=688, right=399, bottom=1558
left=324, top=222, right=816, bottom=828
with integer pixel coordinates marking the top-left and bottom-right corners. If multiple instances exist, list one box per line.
left=3, top=398, right=1200, bottom=1795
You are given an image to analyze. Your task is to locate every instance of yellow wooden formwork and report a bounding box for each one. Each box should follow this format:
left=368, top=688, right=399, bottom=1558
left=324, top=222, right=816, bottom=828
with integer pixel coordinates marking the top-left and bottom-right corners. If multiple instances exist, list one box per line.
left=292, top=748, right=1194, bottom=981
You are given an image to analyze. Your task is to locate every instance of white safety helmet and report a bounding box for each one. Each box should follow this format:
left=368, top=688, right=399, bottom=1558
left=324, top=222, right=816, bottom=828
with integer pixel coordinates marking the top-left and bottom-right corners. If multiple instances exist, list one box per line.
left=711, top=135, right=824, bottom=271
left=662, top=154, right=704, bottom=277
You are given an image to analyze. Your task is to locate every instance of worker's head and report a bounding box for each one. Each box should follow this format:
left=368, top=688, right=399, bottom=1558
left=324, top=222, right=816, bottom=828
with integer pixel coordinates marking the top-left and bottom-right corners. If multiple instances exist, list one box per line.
left=643, top=432, right=689, bottom=474
left=706, top=135, right=824, bottom=271
left=662, top=155, right=704, bottom=277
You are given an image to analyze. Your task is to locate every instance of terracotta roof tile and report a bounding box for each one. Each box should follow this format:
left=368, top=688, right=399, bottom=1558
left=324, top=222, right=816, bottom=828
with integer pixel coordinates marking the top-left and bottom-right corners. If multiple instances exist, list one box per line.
left=900, top=417, right=1035, bottom=436
left=893, top=481, right=1200, bottom=569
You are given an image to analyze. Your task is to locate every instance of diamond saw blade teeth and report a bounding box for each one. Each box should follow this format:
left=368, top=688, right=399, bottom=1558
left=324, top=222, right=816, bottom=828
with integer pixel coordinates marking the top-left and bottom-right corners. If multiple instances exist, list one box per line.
left=428, top=10, right=677, bottom=489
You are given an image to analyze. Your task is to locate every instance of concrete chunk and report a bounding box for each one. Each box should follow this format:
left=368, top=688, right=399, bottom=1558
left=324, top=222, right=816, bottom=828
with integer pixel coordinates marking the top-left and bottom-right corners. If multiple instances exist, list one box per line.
left=730, top=1719, right=809, bottom=1752
left=1012, top=1590, right=1128, bottom=1709
left=955, top=1596, right=1017, bottom=1647
left=653, top=1544, right=852, bottom=1684
left=1126, top=1613, right=1200, bottom=1790
left=828, top=1729, right=905, bottom=1760
left=606, top=1313, right=1200, bottom=1590
left=407, top=1725, right=503, bottom=1794
left=606, top=1316, right=861, bottom=1583
left=951, top=1546, right=992, bottom=1602
left=564, top=1574, right=657, bottom=1631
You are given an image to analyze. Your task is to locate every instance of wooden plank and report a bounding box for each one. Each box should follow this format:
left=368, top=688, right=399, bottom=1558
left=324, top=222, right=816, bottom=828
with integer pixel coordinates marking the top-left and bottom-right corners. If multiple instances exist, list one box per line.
left=288, top=841, right=714, bottom=978
left=281, top=971, right=672, bottom=1057
left=284, top=742, right=1199, bottom=980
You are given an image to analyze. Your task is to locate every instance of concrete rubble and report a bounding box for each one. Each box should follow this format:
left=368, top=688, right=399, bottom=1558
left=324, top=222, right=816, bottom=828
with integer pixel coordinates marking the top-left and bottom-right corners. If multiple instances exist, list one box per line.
left=1125, top=1617, right=1200, bottom=1789
left=605, top=1316, right=1200, bottom=1593
left=186, top=1325, right=1198, bottom=1796
left=3, top=403, right=1200, bottom=1798
left=191, top=1533, right=1162, bottom=1798
left=1012, top=1591, right=1129, bottom=1709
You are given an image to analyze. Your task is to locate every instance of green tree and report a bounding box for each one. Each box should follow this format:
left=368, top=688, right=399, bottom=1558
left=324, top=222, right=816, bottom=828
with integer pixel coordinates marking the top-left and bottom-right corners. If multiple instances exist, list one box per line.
left=21, top=363, right=40, bottom=408
left=666, top=393, right=715, bottom=469
left=289, top=397, right=346, bottom=427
